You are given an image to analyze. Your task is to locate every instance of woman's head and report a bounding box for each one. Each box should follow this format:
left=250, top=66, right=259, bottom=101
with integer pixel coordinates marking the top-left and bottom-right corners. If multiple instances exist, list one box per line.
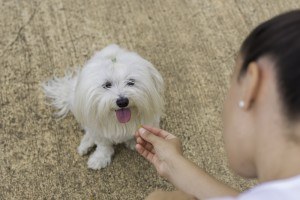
left=223, top=10, right=300, bottom=179
left=240, top=10, right=300, bottom=121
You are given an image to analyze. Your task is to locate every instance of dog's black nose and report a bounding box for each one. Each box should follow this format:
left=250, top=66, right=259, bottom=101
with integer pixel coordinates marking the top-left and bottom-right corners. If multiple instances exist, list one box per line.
left=116, top=97, right=129, bottom=108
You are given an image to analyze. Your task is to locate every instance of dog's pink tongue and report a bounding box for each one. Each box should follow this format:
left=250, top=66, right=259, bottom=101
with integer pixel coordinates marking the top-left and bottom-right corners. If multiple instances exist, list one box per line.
left=116, top=108, right=131, bottom=123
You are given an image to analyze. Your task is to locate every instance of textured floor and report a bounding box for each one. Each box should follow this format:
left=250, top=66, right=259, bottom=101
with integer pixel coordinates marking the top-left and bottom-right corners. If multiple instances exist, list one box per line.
left=1, top=0, right=299, bottom=199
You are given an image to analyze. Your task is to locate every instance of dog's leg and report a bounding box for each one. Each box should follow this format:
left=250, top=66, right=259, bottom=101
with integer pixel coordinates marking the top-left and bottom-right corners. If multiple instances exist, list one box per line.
left=125, top=138, right=136, bottom=150
left=87, top=140, right=114, bottom=169
left=77, top=131, right=95, bottom=156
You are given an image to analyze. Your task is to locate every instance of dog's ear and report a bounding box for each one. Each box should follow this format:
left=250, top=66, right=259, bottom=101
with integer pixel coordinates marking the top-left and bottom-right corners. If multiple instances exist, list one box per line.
left=146, top=63, right=165, bottom=116
left=147, top=64, right=164, bottom=95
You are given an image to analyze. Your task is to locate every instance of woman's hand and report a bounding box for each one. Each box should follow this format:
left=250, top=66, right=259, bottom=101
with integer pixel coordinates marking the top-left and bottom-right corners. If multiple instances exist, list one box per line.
left=135, top=125, right=183, bottom=178
left=135, top=125, right=239, bottom=199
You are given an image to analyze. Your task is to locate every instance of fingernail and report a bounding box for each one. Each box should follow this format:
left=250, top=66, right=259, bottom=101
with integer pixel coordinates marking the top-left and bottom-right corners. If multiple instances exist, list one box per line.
left=139, top=128, right=146, bottom=135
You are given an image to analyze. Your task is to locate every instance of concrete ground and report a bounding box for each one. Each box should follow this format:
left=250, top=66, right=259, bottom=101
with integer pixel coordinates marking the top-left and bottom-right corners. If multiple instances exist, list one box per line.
left=1, top=0, right=299, bottom=199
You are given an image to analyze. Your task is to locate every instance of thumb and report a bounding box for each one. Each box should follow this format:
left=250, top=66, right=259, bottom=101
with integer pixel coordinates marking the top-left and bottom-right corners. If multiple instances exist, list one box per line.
left=139, top=128, right=160, bottom=144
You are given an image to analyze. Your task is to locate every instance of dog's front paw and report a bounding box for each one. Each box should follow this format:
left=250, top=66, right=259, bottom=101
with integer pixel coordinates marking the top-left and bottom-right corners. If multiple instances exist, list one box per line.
left=87, top=145, right=114, bottom=170
left=125, top=138, right=136, bottom=151
left=77, top=145, right=90, bottom=156
left=87, top=155, right=111, bottom=169
left=77, top=132, right=95, bottom=156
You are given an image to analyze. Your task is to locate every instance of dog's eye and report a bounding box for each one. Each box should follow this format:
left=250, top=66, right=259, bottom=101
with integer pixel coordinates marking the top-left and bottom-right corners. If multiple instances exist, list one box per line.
left=103, top=81, right=112, bottom=89
left=127, top=79, right=135, bottom=86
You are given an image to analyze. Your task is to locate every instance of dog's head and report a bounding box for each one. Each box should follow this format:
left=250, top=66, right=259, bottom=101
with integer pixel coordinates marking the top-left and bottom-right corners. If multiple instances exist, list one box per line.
left=73, top=44, right=164, bottom=127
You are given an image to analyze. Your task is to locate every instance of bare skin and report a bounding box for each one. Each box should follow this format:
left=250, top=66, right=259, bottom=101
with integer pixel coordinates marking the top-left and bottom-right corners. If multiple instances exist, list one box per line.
left=135, top=56, right=300, bottom=199
left=135, top=126, right=238, bottom=199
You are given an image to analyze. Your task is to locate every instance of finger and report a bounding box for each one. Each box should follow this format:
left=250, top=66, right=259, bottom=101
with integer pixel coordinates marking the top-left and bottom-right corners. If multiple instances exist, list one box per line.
left=134, top=130, right=140, bottom=138
left=136, top=144, right=155, bottom=163
left=136, top=136, right=147, bottom=146
left=143, top=141, right=155, bottom=154
left=136, top=136, right=146, bottom=146
left=136, top=137, right=155, bottom=154
left=138, top=127, right=161, bottom=144
left=142, top=125, right=176, bottom=139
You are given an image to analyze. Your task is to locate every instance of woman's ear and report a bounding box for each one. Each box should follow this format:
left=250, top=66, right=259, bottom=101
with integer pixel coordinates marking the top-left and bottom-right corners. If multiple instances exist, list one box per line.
left=241, top=62, right=260, bottom=110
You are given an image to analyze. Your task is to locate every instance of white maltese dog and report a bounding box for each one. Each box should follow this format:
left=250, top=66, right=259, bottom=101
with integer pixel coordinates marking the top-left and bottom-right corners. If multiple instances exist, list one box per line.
left=43, top=44, right=164, bottom=169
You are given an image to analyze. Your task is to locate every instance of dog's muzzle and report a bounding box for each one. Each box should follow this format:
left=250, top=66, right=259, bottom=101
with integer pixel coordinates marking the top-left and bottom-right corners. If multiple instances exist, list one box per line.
left=115, top=97, right=131, bottom=123
left=116, top=97, right=129, bottom=108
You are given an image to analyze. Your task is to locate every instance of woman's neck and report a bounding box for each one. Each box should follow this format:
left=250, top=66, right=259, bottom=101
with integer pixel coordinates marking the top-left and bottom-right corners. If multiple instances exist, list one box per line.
left=256, top=126, right=300, bottom=183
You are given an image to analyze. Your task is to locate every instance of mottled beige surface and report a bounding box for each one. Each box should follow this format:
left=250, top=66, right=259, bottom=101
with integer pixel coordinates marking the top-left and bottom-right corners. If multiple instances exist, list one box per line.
left=1, top=0, right=299, bottom=199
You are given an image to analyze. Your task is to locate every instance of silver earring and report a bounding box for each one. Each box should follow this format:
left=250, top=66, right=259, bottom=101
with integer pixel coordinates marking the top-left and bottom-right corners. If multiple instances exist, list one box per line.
left=239, top=101, right=245, bottom=108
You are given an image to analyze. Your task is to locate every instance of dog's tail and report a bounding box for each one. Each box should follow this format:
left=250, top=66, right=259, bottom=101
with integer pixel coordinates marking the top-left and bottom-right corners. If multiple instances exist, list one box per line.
left=42, top=70, right=78, bottom=118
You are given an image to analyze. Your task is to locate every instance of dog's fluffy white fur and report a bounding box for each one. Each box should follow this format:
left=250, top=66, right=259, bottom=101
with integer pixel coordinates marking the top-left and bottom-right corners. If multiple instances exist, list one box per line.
left=43, top=44, right=164, bottom=169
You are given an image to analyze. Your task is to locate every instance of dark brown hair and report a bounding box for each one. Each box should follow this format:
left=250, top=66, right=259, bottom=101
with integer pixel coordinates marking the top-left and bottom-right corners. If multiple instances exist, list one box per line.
left=240, top=10, right=300, bottom=120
